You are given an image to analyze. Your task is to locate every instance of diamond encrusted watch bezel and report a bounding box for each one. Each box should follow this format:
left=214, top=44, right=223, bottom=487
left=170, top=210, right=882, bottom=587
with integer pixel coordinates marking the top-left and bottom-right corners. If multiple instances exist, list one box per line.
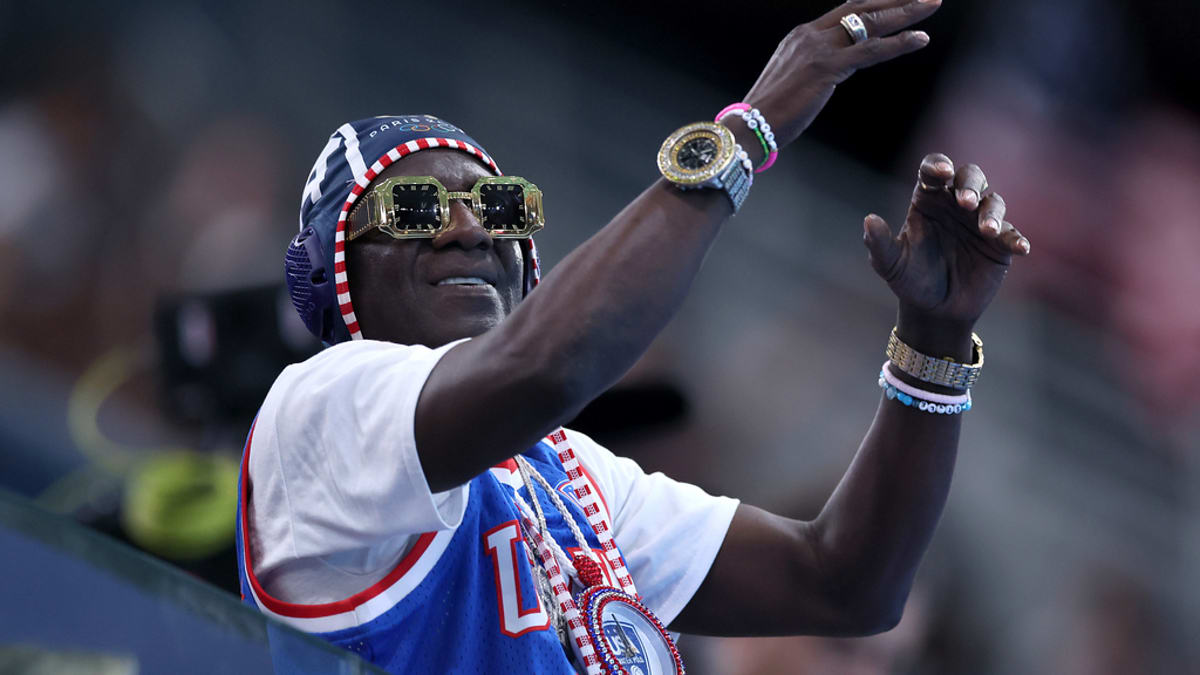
left=657, top=121, right=738, bottom=187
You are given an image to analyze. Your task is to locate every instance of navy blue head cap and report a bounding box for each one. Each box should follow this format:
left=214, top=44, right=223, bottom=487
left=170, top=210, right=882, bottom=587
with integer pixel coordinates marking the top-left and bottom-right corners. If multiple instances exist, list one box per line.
left=286, top=115, right=541, bottom=344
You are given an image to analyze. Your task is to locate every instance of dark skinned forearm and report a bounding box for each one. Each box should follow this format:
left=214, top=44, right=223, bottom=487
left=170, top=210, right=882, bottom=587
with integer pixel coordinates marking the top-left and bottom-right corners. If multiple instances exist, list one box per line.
left=671, top=317, right=972, bottom=637
left=674, top=149, right=1025, bottom=636
left=805, top=315, right=972, bottom=630
left=416, top=175, right=738, bottom=493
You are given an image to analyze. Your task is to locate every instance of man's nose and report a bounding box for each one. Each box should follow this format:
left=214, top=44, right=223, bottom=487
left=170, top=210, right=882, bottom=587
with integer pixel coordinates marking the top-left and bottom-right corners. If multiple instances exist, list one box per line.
left=431, top=199, right=493, bottom=251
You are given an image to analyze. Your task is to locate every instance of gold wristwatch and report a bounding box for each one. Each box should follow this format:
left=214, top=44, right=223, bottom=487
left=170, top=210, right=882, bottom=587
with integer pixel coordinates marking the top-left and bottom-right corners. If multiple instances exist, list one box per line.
left=886, top=328, right=984, bottom=390
left=657, top=121, right=753, bottom=213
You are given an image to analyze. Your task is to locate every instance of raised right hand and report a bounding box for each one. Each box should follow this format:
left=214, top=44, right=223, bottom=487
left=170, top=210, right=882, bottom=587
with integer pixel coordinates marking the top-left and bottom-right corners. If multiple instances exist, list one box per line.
left=744, top=0, right=940, bottom=148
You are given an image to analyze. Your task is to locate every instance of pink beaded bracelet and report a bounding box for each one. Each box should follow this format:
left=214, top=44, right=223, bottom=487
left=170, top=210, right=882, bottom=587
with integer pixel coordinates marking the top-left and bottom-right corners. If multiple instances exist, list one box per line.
left=715, top=102, right=779, bottom=173
left=715, top=102, right=751, bottom=122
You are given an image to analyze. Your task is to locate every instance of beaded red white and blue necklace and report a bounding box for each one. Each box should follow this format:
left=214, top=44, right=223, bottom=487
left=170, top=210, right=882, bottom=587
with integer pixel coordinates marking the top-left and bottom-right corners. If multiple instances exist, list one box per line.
left=511, top=430, right=685, bottom=675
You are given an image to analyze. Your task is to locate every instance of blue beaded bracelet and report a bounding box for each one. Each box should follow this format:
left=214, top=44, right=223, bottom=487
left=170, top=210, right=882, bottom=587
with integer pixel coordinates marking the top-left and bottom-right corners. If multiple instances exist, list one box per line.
left=878, top=371, right=972, bottom=414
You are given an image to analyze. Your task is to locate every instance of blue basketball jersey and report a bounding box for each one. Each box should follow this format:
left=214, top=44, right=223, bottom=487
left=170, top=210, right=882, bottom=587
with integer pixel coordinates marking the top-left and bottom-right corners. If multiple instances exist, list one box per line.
left=236, top=425, right=632, bottom=674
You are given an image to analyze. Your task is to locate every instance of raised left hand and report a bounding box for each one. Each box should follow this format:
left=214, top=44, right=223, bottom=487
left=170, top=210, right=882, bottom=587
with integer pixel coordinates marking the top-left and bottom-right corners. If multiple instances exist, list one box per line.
left=863, top=153, right=1030, bottom=358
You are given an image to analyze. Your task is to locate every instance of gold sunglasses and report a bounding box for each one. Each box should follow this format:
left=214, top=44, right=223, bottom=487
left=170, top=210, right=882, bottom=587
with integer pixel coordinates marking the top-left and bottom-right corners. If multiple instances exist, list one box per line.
left=346, top=175, right=544, bottom=241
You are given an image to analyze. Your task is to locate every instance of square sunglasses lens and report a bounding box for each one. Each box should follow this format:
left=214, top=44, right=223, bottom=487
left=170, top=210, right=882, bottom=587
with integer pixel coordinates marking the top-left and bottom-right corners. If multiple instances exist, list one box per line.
left=478, top=184, right=527, bottom=233
left=391, top=184, right=441, bottom=232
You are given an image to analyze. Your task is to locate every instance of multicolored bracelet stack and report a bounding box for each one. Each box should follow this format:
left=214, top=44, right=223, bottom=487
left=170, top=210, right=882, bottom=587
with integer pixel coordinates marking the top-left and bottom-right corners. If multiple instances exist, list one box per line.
left=878, top=364, right=972, bottom=414
left=715, top=103, right=779, bottom=173
left=878, top=328, right=984, bottom=415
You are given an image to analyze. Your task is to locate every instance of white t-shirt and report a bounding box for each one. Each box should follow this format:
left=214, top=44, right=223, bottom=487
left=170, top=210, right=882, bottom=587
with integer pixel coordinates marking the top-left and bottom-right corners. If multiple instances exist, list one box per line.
left=245, top=339, right=738, bottom=627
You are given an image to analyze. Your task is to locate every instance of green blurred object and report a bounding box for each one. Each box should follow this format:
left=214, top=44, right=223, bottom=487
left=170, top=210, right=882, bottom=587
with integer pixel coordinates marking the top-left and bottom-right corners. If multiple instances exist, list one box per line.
left=121, top=451, right=238, bottom=560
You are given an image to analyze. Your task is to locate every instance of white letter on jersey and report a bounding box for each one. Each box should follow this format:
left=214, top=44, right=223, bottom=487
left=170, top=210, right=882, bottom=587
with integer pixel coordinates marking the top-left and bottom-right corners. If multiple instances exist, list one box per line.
left=484, top=521, right=550, bottom=638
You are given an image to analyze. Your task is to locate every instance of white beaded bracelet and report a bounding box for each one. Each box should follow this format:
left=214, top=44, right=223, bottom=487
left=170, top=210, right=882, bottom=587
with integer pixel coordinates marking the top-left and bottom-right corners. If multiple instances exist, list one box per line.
left=740, top=108, right=777, bottom=154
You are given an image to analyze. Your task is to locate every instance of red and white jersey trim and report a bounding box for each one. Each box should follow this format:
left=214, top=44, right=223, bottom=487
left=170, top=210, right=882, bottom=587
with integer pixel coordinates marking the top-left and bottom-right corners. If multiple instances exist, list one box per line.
left=243, top=528, right=457, bottom=634
left=488, top=458, right=524, bottom=490
left=240, top=422, right=463, bottom=634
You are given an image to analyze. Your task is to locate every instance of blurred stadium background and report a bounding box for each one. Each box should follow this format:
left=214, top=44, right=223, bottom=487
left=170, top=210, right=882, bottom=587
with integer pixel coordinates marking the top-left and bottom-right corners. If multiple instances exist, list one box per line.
left=1, top=0, right=1197, bottom=672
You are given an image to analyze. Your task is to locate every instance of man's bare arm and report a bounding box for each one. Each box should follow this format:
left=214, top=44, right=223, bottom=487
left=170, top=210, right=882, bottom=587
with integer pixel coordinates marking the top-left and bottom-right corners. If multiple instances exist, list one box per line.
left=416, top=0, right=940, bottom=493
left=672, top=155, right=1030, bottom=635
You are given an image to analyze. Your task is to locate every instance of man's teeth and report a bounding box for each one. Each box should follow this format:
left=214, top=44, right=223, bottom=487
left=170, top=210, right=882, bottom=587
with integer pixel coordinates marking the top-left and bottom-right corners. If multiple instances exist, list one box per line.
left=437, top=277, right=488, bottom=286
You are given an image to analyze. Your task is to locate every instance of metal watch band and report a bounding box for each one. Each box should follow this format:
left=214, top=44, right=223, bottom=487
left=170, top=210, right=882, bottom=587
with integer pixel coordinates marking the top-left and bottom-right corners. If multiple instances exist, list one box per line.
left=717, top=157, right=752, bottom=212
left=886, top=328, right=984, bottom=390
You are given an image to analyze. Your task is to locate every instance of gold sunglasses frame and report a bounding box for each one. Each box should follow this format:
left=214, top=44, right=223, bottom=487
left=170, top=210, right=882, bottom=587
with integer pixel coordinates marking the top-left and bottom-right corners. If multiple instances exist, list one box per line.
left=346, top=175, right=545, bottom=241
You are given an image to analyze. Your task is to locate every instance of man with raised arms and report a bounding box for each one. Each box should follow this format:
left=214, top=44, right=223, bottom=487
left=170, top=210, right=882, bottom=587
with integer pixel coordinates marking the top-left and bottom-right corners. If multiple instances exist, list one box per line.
left=236, top=1, right=1031, bottom=672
